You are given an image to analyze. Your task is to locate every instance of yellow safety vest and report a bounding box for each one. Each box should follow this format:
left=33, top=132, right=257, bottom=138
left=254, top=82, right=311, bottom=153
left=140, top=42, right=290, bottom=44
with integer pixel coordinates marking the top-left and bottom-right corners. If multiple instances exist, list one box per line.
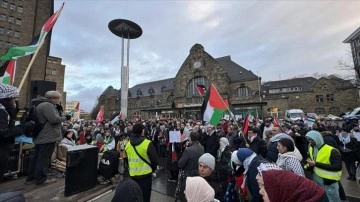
left=311, top=144, right=342, bottom=181
left=125, top=139, right=152, bottom=177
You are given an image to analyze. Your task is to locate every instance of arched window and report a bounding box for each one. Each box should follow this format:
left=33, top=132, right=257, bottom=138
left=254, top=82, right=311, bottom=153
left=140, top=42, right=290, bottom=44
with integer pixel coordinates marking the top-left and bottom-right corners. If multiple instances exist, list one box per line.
left=235, top=87, right=251, bottom=97
left=314, top=107, right=326, bottom=116
left=328, top=107, right=340, bottom=115
left=185, top=77, right=210, bottom=98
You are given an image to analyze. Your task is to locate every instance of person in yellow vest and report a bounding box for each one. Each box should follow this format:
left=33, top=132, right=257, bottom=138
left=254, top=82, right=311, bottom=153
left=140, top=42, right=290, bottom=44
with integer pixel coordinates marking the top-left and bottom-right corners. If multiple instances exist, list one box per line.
left=125, top=123, right=158, bottom=202
left=305, top=130, right=342, bottom=202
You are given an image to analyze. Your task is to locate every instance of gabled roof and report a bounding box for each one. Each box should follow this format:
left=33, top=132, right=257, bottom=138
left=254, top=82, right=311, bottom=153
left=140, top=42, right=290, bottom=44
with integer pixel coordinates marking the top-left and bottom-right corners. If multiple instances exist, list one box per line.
left=321, top=76, right=355, bottom=89
left=100, top=86, right=118, bottom=97
left=216, top=56, right=259, bottom=82
left=128, top=78, right=174, bottom=97
left=343, top=26, right=360, bottom=43
left=262, top=77, right=317, bottom=92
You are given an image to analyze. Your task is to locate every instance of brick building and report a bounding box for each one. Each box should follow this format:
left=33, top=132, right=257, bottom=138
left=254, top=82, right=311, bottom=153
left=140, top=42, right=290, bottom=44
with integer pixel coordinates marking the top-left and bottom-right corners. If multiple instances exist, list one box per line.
left=0, top=0, right=65, bottom=107
left=99, top=43, right=265, bottom=120
left=99, top=43, right=359, bottom=121
left=263, top=76, right=358, bottom=118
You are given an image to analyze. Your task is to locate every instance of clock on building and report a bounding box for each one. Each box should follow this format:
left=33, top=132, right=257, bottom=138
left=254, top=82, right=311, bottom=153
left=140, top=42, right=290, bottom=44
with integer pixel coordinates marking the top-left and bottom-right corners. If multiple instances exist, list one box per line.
left=193, top=61, right=201, bottom=68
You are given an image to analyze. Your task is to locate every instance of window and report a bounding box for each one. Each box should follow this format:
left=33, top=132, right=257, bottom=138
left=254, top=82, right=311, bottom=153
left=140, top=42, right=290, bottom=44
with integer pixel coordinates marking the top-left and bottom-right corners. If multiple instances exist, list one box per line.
left=15, top=18, right=21, bottom=25
left=9, top=3, right=15, bottom=10
left=321, top=84, right=327, bottom=89
left=14, top=31, right=19, bottom=38
left=46, top=68, right=51, bottom=75
left=1, top=2, right=7, bottom=8
left=315, top=108, right=325, bottom=116
left=236, top=87, right=251, bottom=97
left=316, top=95, right=323, bottom=102
left=326, top=94, right=334, bottom=102
left=137, top=89, right=142, bottom=97
left=8, top=16, right=13, bottom=24
left=0, top=27, right=4, bottom=35
left=6, top=29, right=12, bottom=36
left=17, top=6, right=23, bottom=13
left=328, top=107, right=340, bottom=115
left=185, top=76, right=210, bottom=98
left=0, top=14, right=5, bottom=21
left=51, top=69, right=57, bottom=75
left=148, top=87, right=154, bottom=95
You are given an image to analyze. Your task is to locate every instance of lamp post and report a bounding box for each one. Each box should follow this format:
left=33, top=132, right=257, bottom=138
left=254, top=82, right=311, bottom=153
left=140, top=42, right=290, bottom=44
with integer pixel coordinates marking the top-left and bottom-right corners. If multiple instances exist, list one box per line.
left=108, top=19, right=142, bottom=120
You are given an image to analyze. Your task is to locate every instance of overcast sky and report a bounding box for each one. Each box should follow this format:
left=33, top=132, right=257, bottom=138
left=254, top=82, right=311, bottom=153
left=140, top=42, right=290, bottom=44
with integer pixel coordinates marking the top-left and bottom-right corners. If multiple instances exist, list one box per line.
left=50, top=0, right=360, bottom=112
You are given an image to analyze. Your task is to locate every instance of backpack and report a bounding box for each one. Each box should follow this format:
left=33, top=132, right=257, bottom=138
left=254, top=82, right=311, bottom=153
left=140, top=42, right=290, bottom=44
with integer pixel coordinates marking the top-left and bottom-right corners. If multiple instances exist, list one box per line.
left=98, top=150, right=120, bottom=179
left=24, top=101, right=47, bottom=138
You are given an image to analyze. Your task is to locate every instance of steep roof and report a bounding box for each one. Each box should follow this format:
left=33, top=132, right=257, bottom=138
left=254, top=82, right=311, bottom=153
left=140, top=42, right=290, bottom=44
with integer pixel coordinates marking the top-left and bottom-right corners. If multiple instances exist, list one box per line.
left=343, top=26, right=360, bottom=43
left=262, top=77, right=317, bottom=92
left=100, top=86, right=119, bottom=97
left=216, top=56, right=259, bottom=82
left=128, top=78, right=174, bottom=97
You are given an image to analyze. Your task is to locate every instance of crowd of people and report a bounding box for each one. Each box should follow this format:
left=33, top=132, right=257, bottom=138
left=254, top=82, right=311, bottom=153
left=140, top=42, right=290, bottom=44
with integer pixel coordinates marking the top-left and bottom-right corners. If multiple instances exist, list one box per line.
left=1, top=82, right=360, bottom=202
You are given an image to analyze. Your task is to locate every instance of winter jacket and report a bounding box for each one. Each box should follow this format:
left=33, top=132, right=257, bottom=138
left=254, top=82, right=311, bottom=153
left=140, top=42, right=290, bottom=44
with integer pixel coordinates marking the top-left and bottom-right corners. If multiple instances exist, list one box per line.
left=249, top=136, right=267, bottom=158
left=338, top=137, right=359, bottom=162
left=178, top=141, right=204, bottom=176
left=266, top=133, right=293, bottom=163
left=33, top=96, right=66, bottom=144
left=246, top=155, right=269, bottom=202
left=203, top=131, right=220, bottom=159
left=0, top=104, right=24, bottom=148
left=276, top=148, right=305, bottom=177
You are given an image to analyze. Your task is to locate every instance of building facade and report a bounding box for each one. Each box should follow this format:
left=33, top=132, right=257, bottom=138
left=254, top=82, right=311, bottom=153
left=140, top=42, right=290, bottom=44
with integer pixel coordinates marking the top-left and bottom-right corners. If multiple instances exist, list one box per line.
left=46, top=56, right=66, bottom=104
left=344, top=26, right=360, bottom=81
left=99, top=44, right=265, bottom=120
left=263, top=76, right=359, bottom=117
left=0, top=0, right=63, bottom=107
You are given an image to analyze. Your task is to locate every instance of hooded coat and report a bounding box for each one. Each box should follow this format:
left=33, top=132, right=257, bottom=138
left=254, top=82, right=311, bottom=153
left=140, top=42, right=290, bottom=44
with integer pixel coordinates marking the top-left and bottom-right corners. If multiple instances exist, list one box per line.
left=276, top=147, right=305, bottom=176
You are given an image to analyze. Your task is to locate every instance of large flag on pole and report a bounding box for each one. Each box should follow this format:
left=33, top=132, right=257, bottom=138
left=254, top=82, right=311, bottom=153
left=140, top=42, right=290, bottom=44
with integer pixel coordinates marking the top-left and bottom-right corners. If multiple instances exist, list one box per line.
left=273, top=116, right=280, bottom=127
left=201, top=83, right=227, bottom=125
left=96, top=107, right=104, bottom=124
left=0, top=3, right=64, bottom=61
left=0, top=60, right=16, bottom=84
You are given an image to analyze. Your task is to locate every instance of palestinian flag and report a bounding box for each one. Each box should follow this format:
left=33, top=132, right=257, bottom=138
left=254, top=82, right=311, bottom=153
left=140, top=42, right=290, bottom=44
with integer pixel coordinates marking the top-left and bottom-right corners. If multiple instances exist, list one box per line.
left=0, top=60, right=16, bottom=84
left=201, top=83, right=227, bottom=125
left=196, top=84, right=206, bottom=96
left=0, top=3, right=64, bottom=61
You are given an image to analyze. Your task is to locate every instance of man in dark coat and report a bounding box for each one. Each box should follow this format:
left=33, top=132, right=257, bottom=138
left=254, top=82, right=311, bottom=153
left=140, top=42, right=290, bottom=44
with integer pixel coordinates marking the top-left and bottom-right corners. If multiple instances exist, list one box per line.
left=202, top=125, right=220, bottom=159
left=247, top=127, right=267, bottom=158
left=178, top=131, right=204, bottom=176
left=0, top=84, right=26, bottom=182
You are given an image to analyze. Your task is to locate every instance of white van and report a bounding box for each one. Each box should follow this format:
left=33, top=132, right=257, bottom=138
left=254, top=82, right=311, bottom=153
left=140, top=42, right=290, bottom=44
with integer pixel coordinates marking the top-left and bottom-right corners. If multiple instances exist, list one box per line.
left=285, top=109, right=304, bottom=122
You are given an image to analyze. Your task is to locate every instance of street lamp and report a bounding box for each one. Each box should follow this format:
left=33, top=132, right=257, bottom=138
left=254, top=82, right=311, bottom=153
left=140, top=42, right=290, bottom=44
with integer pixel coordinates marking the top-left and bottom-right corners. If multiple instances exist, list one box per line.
left=108, top=19, right=142, bottom=120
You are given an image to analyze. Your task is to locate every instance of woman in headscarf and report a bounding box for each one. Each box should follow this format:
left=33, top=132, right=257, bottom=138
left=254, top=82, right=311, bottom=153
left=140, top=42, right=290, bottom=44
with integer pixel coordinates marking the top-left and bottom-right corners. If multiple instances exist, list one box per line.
left=256, top=163, right=328, bottom=202
left=276, top=138, right=305, bottom=177
left=184, top=176, right=219, bottom=202
left=338, top=128, right=359, bottom=181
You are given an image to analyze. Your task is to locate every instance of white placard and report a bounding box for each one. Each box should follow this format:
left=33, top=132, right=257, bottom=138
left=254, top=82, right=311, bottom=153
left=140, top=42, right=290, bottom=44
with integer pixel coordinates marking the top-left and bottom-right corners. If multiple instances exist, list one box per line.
left=169, top=131, right=181, bottom=143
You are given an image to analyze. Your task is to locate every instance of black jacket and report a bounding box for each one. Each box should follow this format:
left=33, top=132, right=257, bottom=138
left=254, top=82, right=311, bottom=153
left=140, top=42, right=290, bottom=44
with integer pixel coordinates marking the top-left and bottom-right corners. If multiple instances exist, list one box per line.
left=0, top=107, right=24, bottom=148
left=249, top=137, right=267, bottom=158
left=246, top=155, right=268, bottom=202
left=203, top=131, right=220, bottom=158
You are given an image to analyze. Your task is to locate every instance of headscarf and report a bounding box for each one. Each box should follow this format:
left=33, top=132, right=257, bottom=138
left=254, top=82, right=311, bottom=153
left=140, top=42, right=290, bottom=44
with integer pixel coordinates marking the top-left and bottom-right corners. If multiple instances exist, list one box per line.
left=262, top=170, right=325, bottom=202
left=219, top=137, right=229, bottom=152
left=185, top=176, right=215, bottom=202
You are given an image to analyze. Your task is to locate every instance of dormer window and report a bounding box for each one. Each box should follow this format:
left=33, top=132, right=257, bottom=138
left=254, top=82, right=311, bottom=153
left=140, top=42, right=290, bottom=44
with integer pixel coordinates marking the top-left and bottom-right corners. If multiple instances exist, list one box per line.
left=128, top=91, right=132, bottom=98
left=137, top=89, right=142, bottom=97
left=148, top=88, right=155, bottom=95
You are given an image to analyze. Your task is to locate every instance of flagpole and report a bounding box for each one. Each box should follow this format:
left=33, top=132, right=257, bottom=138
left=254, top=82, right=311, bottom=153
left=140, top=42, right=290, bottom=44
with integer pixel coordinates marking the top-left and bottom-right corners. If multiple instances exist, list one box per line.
left=17, top=37, right=46, bottom=93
